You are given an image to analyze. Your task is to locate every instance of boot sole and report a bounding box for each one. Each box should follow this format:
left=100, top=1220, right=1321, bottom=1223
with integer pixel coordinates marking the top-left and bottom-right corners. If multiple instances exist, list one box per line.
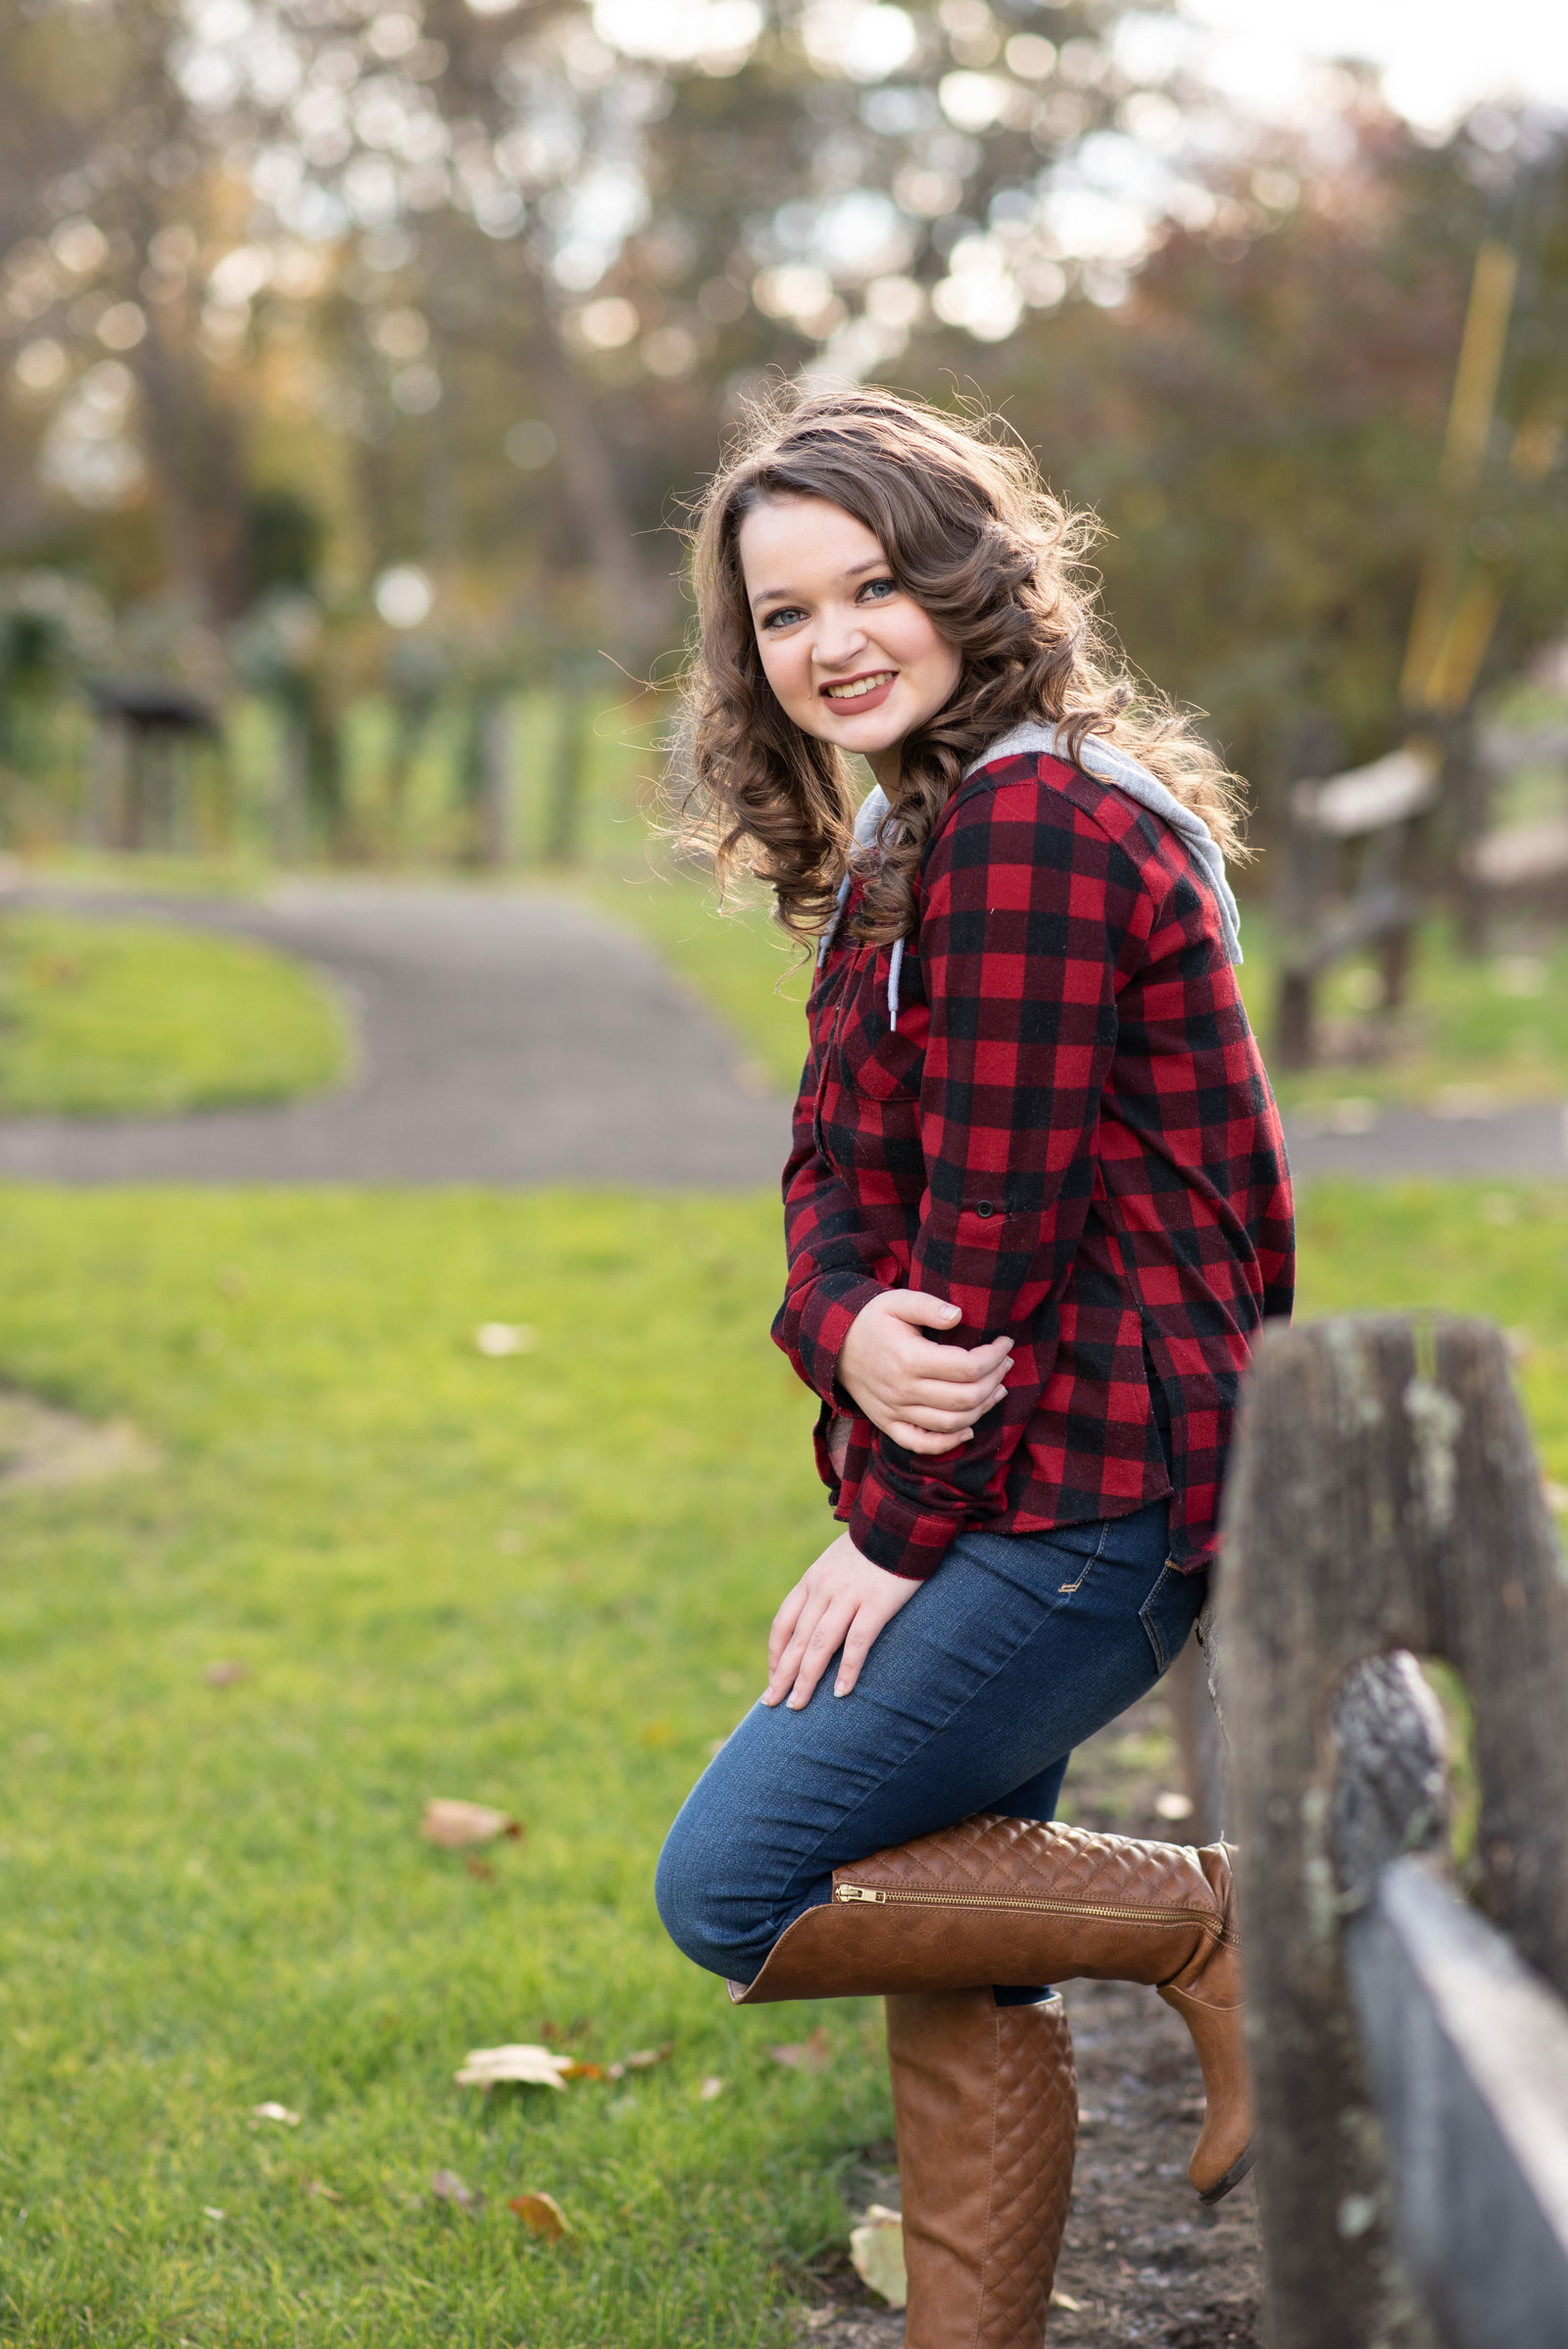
left=1198, top=2144, right=1255, bottom=2205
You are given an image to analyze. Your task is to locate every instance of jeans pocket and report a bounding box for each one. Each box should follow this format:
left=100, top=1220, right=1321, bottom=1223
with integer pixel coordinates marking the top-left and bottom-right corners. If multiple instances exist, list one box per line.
left=1139, top=1561, right=1204, bottom=1674
left=1049, top=1522, right=1108, bottom=1596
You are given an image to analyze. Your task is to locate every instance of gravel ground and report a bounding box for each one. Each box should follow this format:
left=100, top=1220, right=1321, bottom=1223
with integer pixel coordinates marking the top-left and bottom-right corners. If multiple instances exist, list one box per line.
left=793, top=1687, right=1263, bottom=2347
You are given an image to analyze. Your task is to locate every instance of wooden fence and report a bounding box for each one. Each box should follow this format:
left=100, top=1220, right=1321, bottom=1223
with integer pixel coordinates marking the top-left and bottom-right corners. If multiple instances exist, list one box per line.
left=1220, top=1316, right=1568, bottom=2349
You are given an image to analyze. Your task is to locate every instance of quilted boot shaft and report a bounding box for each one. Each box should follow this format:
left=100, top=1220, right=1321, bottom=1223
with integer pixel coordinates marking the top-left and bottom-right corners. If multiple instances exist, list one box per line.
left=729, top=1814, right=1234, bottom=2004
left=887, top=1988, right=1076, bottom=2349
left=729, top=1811, right=1249, bottom=2201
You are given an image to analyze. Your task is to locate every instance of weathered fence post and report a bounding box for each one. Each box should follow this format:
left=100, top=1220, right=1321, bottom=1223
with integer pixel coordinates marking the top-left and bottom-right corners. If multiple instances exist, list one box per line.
left=1219, top=1316, right=1568, bottom=2349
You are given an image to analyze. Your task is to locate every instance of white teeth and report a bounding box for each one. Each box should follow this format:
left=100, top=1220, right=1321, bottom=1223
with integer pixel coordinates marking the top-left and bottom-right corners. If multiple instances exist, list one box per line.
left=824, top=673, right=894, bottom=702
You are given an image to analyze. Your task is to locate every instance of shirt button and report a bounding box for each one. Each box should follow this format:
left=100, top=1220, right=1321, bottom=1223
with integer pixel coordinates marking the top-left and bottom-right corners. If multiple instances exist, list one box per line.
left=974, top=1200, right=995, bottom=1217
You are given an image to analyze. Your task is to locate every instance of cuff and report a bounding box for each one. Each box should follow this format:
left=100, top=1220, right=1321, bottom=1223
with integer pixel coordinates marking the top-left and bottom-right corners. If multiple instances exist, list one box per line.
left=794, top=1275, right=886, bottom=1404
left=847, top=1471, right=960, bottom=1582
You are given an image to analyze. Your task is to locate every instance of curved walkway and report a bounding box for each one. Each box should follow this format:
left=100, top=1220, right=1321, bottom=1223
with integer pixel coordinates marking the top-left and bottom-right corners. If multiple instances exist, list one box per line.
left=0, top=882, right=790, bottom=1185
left=0, top=880, right=1561, bottom=1185
left=1282, top=1096, right=1567, bottom=1183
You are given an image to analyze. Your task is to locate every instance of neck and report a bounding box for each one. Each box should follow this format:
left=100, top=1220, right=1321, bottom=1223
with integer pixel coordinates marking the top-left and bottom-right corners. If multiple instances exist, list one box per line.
left=866, top=743, right=902, bottom=793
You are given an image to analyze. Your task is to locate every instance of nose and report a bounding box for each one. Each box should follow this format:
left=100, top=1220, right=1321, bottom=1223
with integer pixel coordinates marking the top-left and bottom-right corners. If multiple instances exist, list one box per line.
left=812, top=603, right=871, bottom=672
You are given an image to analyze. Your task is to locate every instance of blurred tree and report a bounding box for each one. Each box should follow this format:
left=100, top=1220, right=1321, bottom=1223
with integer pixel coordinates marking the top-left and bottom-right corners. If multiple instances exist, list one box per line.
left=0, top=0, right=1563, bottom=817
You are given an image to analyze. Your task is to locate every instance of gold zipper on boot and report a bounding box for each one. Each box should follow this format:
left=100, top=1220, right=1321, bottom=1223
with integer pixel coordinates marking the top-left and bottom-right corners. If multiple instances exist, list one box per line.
left=834, top=1882, right=1223, bottom=1936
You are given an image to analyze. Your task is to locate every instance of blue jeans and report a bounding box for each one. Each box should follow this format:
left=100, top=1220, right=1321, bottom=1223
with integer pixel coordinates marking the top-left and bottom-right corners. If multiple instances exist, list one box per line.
left=657, top=1498, right=1204, bottom=1987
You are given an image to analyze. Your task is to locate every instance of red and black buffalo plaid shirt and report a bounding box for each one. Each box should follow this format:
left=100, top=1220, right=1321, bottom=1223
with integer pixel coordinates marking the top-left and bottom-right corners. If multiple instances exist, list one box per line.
left=772, top=748, right=1295, bottom=1580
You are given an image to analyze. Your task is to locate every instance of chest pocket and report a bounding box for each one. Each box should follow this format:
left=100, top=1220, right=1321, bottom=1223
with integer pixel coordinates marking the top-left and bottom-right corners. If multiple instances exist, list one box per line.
left=835, top=948, right=926, bottom=1102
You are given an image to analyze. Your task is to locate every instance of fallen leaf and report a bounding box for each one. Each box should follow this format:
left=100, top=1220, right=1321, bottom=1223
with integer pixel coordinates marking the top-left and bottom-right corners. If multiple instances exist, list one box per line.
left=1050, top=2289, right=1085, bottom=2312
left=204, top=1661, right=247, bottom=1687
left=430, top=2168, right=484, bottom=2213
left=421, top=1798, right=523, bottom=1849
left=464, top=1856, right=495, bottom=1882
left=455, top=2043, right=573, bottom=2091
left=509, top=2189, right=568, bottom=2240
left=250, top=2101, right=300, bottom=2127
left=560, top=2059, right=604, bottom=2080
left=474, top=1323, right=537, bottom=1357
left=308, top=2178, right=343, bottom=2204
left=203, top=2206, right=224, bottom=2222
left=698, top=2076, right=725, bottom=2101
left=849, top=2205, right=906, bottom=2308
left=768, top=2025, right=832, bottom=2074
left=621, top=2041, right=674, bottom=2072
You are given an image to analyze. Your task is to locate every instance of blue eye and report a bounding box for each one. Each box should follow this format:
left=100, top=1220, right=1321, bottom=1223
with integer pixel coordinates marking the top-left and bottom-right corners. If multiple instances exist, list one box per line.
left=761, top=606, right=805, bottom=630
left=859, top=577, right=897, bottom=602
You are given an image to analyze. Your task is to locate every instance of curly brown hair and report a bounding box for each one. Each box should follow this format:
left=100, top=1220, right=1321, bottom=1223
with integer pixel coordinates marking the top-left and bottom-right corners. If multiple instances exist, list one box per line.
left=673, top=385, right=1246, bottom=947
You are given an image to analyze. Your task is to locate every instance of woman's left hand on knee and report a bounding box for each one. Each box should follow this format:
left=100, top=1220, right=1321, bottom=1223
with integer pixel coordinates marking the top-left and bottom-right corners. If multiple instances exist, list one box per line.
left=764, top=1532, right=922, bottom=1711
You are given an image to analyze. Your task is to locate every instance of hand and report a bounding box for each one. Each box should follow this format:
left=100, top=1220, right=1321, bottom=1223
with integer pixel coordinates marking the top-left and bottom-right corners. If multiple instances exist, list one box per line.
left=837, top=1289, right=1012, bottom=1455
left=764, top=1531, right=920, bottom=1710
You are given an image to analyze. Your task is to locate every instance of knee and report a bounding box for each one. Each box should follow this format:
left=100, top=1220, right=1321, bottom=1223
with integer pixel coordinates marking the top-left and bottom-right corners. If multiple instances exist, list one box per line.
left=655, top=1800, right=783, bottom=1982
left=655, top=1808, right=731, bottom=1977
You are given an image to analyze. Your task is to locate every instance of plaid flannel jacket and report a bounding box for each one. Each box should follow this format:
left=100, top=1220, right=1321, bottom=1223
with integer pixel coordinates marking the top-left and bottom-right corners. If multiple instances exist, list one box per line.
left=772, top=749, right=1296, bottom=1580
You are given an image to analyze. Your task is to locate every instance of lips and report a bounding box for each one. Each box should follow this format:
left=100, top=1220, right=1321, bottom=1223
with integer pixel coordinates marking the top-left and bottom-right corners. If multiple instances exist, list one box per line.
left=820, top=670, right=896, bottom=714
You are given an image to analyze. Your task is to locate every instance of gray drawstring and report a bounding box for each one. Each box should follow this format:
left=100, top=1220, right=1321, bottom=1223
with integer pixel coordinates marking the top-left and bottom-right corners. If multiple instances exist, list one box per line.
left=887, top=935, right=905, bottom=1031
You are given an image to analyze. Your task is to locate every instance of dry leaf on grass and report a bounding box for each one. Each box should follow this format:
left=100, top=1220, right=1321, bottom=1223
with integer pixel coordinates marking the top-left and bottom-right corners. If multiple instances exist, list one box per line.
left=849, top=2206, right=906, bottom=2308
left=509, top=2190, right=568, bottom=2240
left=308, top=2179, right=343, bottom=2204
left=204, top=1660, right=247, bottom=1687
left=1050, top=2289, right=1085, bottom=2312
left=250, top=2101, right=300, bottom=2127
left=768, top=2025, right=832, bottom=2074
left=421, top=1798, right=523, bottom=1849
left=430, top=2168, right=484, bottom=2213
left=474, top=1323, right=538, bottom=1357
left=621, top=2041, right=674, bottom=2072
left=455, top=2043, right=574, bottom=2091
left=698, top=2076, right=725, bottom=2101
left=464, top=1855, right=495, bottom=1882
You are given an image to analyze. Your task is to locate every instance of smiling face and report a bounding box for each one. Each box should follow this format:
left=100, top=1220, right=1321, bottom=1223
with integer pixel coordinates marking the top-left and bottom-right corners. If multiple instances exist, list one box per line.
left=737, top=494, right=962, bottom=786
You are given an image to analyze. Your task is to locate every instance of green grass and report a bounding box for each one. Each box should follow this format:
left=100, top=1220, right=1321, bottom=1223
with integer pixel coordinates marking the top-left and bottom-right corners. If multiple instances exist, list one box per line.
left=0, top=1180, right=1564, bottom=2345
left=0, top=912, right=349, bottom=1115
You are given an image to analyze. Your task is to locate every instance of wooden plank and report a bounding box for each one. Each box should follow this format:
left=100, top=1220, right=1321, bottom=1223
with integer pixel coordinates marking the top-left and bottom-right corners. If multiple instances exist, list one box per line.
left=1293, top=746, right=1440, bottom=838
left=1219, top=1317, right=1568, bottom=2349
left=1346, top=1855, right=1568, bottom=2349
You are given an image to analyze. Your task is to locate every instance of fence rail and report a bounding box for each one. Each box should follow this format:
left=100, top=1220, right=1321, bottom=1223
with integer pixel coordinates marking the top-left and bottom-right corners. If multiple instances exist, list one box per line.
left=1219, top=1315, right=1568, bottom=2349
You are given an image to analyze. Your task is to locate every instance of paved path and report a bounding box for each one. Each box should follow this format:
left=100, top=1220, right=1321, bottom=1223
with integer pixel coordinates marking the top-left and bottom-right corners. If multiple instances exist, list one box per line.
left=0, top=883, right=791, bottom=1185
left=0, top=881, right=1562, bottom=1185
left=1281, top=1096, right=1567, bottom=1183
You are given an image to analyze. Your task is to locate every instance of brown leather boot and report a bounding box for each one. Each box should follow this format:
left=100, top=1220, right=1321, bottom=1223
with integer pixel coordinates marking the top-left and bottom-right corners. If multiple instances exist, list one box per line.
left=887, top=1987, right=1077, bottom=2348
left=730, top=1812, right=1251, bottom=2203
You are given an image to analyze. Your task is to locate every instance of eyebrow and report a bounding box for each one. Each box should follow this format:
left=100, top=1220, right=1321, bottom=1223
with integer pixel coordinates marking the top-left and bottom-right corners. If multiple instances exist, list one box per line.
left=749, top=555, right=887, bottom=612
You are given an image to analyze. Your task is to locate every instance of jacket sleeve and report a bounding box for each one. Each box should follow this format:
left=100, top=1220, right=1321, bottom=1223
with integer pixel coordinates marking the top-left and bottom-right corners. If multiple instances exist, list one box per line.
left=772, top=1025, right=896, bottom=1404
left=846, top=779, right=1138, bottom=1578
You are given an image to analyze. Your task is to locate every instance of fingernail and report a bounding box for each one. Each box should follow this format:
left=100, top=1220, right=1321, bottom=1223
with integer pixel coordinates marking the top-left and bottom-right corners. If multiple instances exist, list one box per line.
left=834, top=1681, right=848, bottom=1697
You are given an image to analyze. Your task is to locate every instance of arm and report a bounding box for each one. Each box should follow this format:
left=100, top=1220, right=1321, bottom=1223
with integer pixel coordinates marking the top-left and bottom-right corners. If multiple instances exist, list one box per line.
left=845, top=779, right=1138, bottom=1579
left=774, top=1002, right=1010, bottom=1443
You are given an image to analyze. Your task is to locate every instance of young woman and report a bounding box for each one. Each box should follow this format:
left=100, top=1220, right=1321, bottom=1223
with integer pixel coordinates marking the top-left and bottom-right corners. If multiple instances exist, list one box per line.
left=656, top=390, right=1294, bottom=2347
